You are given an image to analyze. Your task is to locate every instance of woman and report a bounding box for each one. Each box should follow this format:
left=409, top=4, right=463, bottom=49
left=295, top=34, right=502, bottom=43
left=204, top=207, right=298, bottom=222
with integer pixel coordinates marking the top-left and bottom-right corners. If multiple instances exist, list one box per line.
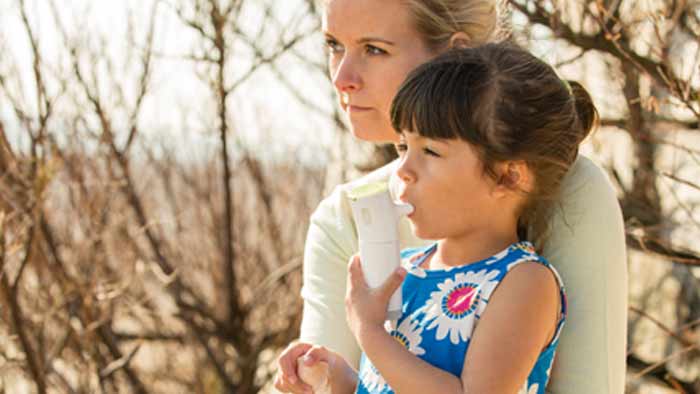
left=276, top=0, right=627, bottom=392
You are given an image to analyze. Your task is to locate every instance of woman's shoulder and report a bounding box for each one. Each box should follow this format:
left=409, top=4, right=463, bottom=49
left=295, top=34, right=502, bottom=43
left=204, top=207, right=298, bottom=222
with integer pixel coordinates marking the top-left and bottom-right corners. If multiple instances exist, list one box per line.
left=312, top=161, right=397, bottom=218
left=546, top=154, right=625, bottom=258
left=560, top=155, right=618, bottom=209
left=308, top=161, right=398, bottom=251
left=309, top=160, right=431, bottom=253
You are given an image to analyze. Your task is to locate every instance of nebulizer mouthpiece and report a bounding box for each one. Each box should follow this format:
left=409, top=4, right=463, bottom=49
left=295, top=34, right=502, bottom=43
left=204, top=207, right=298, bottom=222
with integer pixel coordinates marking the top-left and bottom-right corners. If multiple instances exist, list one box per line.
left=348, top=181, right=414, bottom=322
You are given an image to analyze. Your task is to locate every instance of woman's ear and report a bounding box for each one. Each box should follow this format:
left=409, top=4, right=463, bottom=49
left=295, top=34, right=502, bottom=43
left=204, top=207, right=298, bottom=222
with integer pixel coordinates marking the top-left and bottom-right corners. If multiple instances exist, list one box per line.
left=448, top=32, right=471, bottom=49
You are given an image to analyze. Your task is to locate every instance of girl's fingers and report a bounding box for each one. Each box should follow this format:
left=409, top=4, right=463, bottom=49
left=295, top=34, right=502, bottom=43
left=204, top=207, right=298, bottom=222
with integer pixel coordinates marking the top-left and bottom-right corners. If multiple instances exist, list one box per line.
left=377, top=266, right=407, bottom=302
left=347, top=254, right=367, bottom=291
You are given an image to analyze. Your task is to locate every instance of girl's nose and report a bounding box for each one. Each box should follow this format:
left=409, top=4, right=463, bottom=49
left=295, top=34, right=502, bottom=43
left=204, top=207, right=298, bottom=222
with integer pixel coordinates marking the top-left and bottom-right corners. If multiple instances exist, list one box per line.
left=396, top=155, right=416, bottom=185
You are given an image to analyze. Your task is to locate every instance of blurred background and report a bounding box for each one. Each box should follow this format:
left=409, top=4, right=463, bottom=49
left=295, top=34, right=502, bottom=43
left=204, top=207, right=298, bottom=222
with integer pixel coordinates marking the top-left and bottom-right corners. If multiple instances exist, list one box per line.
left=0, top=0, right=698, bottom=392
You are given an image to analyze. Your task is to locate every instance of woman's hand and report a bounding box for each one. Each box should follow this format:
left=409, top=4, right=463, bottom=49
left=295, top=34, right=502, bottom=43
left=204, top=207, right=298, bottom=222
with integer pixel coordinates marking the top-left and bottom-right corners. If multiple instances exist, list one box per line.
left=274, top=342, right=315, bottom=393
left=344, top=254, right=407, bottom=343
left=275, top=342, right=354, bottom=394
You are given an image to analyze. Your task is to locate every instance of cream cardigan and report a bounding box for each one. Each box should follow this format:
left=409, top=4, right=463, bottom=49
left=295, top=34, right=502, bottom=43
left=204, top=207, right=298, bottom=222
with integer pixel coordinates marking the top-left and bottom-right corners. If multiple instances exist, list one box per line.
left=299, top=155, right=627, bottom=393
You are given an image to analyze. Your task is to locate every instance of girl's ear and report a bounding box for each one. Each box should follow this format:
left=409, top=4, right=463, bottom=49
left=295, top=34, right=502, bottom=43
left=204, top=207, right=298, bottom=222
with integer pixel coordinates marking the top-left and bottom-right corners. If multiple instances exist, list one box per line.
left=448, top=32, right=471, bottom=49
left=492, top=161, right=532, bottom=198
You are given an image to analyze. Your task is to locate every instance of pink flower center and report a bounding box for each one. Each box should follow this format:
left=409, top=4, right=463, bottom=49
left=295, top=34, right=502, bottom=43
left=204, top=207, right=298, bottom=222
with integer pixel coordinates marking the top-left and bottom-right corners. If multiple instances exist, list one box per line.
left=446, top=285, right=477, bottom=315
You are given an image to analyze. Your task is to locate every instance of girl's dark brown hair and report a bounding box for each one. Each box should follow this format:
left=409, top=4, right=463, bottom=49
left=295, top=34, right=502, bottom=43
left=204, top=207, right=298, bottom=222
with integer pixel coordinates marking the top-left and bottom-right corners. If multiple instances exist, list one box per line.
left=390, top=42, right=598, bottom=250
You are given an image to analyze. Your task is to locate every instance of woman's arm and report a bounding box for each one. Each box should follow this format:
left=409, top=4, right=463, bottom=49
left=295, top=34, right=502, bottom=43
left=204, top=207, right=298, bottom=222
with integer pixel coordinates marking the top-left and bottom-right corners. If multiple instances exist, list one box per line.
left=299, top=184, right=362, bottom=366
left=347, top=258, right=559, bottom=394
left=543, top=156, right=627, bottom=394
left=299, top=163, right=401, bottom=367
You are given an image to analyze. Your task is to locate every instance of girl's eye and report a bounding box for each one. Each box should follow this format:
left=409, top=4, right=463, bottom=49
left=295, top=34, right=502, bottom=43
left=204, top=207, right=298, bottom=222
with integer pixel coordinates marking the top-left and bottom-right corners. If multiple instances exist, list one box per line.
left=365, top=45, right=387, bottom=55
left=325, top=38, right=344, bottom=54
left=423, top=147, right=440, bottom=157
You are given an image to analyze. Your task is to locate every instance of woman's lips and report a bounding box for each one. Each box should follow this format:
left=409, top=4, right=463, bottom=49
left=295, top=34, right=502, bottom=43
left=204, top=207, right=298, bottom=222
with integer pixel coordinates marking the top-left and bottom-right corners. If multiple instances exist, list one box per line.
left=349, top=105, right=372, bottom=111
left=342, top=103, right=373, bottom=113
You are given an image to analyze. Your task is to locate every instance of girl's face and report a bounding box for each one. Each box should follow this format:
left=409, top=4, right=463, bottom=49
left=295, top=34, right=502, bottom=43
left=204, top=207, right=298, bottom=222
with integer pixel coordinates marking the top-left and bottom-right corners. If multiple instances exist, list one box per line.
left=394, top=132, right=518, bottom=242
left=322, top=0, right=438, bottom=143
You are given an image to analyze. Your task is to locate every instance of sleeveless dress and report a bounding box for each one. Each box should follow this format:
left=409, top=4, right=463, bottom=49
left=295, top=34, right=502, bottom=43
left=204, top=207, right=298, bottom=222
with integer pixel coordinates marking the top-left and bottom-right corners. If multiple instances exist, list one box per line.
left=355, top=241, right=567, bottom=394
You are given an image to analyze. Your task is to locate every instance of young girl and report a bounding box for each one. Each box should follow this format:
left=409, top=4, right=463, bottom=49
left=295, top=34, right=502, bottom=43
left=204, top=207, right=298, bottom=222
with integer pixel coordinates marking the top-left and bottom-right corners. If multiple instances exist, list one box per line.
left=278, top=42, right=597, bottom=394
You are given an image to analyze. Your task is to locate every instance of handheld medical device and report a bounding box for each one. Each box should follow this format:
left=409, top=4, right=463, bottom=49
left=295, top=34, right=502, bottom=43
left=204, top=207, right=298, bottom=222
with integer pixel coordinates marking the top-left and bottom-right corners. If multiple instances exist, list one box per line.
left=347, top=182, right=414, bottom=321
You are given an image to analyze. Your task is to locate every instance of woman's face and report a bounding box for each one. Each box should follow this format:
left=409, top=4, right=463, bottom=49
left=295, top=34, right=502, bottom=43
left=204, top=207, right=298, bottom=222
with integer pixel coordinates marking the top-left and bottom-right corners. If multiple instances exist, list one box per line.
left=323, top=0, right=438, bottom=143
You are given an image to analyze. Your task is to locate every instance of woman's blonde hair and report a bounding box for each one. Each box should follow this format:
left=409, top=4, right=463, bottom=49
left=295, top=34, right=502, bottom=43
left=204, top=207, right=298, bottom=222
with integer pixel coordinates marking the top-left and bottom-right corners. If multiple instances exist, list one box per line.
left=318, top=0, right=510, bottom=50
left=402, top=0, right=510, bottom=51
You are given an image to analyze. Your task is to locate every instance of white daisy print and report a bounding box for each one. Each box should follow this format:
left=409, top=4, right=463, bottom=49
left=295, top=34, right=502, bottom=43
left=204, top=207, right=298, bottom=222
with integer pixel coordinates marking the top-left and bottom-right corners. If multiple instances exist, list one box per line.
left=359, top=363, right=388, bottom=393
left=390, top=317, right=426, bottom=356
left=484, top=242, right=534, bottom=265
left=483, top=247, right=511, bottom=265
left=506, top=256, right=541, bottom=271
left=421, top=269, right=500, bottom=344
left=517, top=382, right=539, bottom=394
left=403, top=253, right=428, bottom=278
left=407, top=265, right=427, bottom=278
left=511, top=242, right=536, bottom=254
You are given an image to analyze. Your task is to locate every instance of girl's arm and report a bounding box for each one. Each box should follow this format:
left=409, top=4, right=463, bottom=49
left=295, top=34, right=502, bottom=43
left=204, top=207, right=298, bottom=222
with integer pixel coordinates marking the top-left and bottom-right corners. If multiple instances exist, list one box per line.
left=459, top=262, right=560, bottom=392
left=347, top=259, right=559, bottom=394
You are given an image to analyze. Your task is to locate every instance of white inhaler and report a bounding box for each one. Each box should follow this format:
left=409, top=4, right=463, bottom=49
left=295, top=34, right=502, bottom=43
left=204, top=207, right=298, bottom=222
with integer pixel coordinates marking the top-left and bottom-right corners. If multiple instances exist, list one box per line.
left=347, top=181, right=414, bottom=322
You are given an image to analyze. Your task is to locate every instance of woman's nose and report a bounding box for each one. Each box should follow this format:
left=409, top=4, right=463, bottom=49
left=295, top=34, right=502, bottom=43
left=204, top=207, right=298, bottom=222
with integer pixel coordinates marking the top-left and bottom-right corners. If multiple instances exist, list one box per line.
left=332, top=55, right=362, bottom=93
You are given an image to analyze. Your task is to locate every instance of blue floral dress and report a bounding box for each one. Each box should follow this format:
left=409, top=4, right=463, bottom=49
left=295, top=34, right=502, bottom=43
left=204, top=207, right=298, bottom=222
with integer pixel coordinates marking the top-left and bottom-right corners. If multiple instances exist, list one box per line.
left=356, top=241, right=567, bottom=394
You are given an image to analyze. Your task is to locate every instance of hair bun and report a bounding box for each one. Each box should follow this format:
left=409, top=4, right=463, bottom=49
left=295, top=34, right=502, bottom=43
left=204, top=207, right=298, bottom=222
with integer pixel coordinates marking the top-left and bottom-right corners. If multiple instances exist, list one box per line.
left=566, top=80, right=598, bottom=144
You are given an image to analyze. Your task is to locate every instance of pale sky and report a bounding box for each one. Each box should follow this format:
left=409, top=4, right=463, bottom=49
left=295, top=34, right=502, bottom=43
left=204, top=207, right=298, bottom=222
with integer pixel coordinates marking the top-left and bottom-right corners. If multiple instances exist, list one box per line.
left=0, top=0, right=339, bottom=166
left=1, top=0, right=697, bottom=169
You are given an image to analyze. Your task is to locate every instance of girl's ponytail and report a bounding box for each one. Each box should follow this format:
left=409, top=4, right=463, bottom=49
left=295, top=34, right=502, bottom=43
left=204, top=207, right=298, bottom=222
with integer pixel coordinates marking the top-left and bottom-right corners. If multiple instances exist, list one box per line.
left=567, top=80, right=599, bottom=148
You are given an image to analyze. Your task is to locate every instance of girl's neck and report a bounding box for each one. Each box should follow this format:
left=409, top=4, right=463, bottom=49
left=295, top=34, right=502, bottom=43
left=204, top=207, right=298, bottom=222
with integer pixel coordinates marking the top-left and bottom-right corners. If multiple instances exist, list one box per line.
left=429, top=230, right=520, bottom=269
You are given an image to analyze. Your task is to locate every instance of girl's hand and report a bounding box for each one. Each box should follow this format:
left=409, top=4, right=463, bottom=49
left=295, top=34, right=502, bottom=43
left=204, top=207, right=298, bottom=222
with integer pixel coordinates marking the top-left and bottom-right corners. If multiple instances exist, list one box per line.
left=274, top=342, right=314, bottom=393
left=345, top=254, right=407, bottom=342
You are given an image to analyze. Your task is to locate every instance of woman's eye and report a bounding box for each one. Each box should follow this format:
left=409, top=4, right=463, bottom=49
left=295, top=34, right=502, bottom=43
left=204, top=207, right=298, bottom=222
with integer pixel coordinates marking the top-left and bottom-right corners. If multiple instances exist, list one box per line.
left=325, top=38, right=344, bottom=54
left=365, top=45, right=387, bottom=55
left=394, top=143, right=408, bottom=153
left=423, top=147, right=440, bottom=157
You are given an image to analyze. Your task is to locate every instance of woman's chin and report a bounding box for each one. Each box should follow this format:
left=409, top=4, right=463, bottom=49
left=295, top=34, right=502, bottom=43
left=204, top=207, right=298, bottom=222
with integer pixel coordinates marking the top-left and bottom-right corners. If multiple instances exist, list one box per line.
left=347, top=123, right=398, bottom=143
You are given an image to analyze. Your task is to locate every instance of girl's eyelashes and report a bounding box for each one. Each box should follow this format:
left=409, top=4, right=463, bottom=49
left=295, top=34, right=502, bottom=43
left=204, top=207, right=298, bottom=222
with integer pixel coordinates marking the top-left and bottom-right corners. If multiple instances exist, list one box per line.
left=394, top=142, right=441, bottom=158
left=423, top=147, right=441, bottom=157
